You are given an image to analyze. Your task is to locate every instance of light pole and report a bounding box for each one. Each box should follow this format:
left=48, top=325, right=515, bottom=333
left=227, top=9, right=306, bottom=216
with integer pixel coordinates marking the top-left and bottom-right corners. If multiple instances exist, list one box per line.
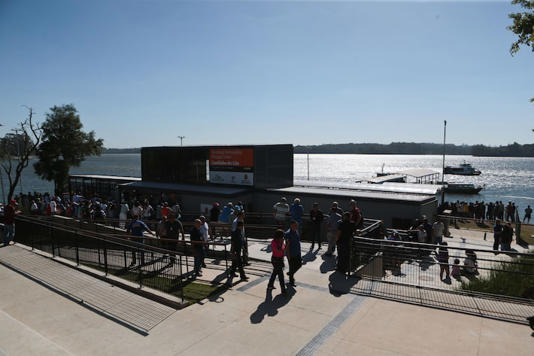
left=441, top=120, right=447, bottom=204
left=0, top=123, right=5, bottom=205
left=177, top=136, right=186, bottom=146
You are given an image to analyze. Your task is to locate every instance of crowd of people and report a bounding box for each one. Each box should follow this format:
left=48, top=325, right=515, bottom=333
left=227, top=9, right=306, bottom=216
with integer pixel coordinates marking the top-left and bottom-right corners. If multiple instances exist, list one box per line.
left=440, top=200, right=532, bottom=224
left=3, top=191, right=525, bottom=294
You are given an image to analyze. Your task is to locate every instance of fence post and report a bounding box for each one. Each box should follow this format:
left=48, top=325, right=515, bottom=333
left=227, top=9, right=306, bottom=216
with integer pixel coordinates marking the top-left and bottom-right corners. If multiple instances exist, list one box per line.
left=103, top=239, right=108, bottom=276
left=179, top=255, right=184, bottom=303
left=138, top=247, right=143, bottom=289
left=348, top=233, right=353, bottom=278
left=50, top=224, right=55, bottom=257
left=75, top=231, right=80, bottom=266
left=224, top=243, right=228, bottom=271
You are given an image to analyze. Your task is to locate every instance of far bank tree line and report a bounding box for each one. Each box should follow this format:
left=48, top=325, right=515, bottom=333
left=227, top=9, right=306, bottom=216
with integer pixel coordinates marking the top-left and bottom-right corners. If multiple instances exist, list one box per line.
left=0, top=104, right=103, bottom=202
left=294, top=142, right=534, bottom=157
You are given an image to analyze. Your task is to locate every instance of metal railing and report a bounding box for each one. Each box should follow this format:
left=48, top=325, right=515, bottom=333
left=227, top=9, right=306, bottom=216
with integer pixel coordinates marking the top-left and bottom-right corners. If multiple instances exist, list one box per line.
left=348, top=235, right=534, bottom=324
left=13, top=215, right=233, bottom=303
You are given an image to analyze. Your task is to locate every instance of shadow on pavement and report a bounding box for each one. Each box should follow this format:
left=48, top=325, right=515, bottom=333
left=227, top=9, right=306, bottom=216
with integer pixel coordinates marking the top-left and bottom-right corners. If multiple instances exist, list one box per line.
left=249, top=286, right=296, bottom=324
left=328, top=271, right=358, bottom=297
left=320, top=254, right=336, bottom=274
left=261, top=244, right=272, bottom=253
left=302, top=248, right=319, bottom=264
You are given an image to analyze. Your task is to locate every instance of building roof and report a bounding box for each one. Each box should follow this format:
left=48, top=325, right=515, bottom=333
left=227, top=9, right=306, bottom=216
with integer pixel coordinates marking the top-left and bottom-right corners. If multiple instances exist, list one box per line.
left=270, top=186, right=435, bottom=203
left=366, top=174, right=406, bottom=184
left=121, top=181, right=250, bottom=196
left=293, top=180, right=443, bottom=195
left=396, top=169, right=440, bottom=178
left=70, top=175, right=142, bottom=182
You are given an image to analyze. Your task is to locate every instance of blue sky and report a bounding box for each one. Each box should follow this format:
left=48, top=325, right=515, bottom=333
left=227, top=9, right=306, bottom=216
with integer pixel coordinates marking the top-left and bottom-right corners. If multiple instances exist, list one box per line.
left=0, top=0, right=532, bottom=148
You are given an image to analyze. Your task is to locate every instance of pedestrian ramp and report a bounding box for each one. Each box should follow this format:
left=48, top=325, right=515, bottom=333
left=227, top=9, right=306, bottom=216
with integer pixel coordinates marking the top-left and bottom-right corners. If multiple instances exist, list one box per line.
left=0, top=245, right=177, bottom=334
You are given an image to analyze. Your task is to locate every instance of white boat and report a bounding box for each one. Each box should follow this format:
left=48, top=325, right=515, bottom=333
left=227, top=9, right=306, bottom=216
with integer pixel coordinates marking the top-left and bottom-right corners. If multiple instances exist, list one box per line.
left=444, top=162, right=481, bottom=176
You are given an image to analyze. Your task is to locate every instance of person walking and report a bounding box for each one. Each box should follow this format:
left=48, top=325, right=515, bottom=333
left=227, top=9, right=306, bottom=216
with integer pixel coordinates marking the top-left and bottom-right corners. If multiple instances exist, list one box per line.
left=126, top=215, right=155, bottom=266
left=524, top=205, right=532, bottom=224
left=493, top=219, right=503, bottom=253
left=232, top=211, right=248, bottom=264
left=437, top=242, right=450, bottom=281
left=432, top=217, right=445, bottom=245
left=3, top=200, right=20, bottom=246
left=273, top=197, right=290, bottom=228
left=199, top=215, right=210, bottom=267
left=336, top=212, right=354, bottom=274
left=501, top=222, right=514, bottom=251
left=309, top=202, right=324, bottom=250
left=285, top=220, right=302, bottom=286
left=325, top=205, right=341, bottom=255
left=349, top=200, right=362, bottom=229
left=229, top=221, right=248, bottom=280
left=190, top=219, right=204, bottom=278
left=290, top=198, right=304, bottom=235
left=165, top=212, right=185, bottom=262
left=267, top=229, right=287, bottom=294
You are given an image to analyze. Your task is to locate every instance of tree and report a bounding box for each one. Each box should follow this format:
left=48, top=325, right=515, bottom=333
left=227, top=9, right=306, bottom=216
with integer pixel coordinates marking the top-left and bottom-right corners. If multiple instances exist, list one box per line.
left=508, top=0, right=534, bottom=55
left=34, top=104, right=104, bottom=194
left=508, top=0, right=534, bottom=103
left=0, top=107, right=42, bottom=203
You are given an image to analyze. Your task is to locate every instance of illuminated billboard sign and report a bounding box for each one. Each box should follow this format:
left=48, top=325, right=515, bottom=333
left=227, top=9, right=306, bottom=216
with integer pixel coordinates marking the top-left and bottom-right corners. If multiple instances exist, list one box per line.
left=209, top=148, right=254, bottom=186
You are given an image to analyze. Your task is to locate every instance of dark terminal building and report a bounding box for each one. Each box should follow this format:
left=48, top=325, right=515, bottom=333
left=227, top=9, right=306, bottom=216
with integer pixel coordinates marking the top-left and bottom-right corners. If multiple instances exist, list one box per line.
left=69, top=144, right=439, bottom=228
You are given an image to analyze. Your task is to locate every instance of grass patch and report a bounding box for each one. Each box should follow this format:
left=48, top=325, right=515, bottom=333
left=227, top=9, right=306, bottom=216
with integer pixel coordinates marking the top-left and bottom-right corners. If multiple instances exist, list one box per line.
left=452, top=219, right=534, bottom=245
left=88, top=264, right=226, bottom=304
left=460, top=254, right=534, bottom=299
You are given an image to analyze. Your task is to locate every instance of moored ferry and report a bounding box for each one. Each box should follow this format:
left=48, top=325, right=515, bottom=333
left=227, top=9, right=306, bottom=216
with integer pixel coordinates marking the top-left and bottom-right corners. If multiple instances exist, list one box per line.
left=444, top=162, right=481, bottom=176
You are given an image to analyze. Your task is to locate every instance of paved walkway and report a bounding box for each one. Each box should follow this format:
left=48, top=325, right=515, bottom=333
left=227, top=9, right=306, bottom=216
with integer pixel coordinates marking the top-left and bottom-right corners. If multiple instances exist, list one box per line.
left=0, top=229, right=533, bottom=355
left=0, top=246, right=176, bottom=334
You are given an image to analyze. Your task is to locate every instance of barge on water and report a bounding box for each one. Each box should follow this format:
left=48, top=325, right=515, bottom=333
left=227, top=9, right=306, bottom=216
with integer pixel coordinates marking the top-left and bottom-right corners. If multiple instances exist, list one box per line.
left=69, top=145, right=440, bottom=228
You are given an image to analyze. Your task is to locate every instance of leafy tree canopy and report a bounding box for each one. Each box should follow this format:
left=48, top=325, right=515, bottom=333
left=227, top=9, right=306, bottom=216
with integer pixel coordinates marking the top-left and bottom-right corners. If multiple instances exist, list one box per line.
left=34, top=104, right=103, bottom=194
left=508, top=0, right=534, bottom=56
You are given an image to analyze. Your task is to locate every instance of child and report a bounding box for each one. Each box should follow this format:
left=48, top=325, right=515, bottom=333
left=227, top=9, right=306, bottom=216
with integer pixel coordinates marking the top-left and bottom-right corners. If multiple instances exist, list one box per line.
left=451, top=259, right=461, bottom=279
left=463, top=249, right=478, bottom=275
left=267, top=229, right=287, bottom=294
left=437, top=242, right=450, bottom=280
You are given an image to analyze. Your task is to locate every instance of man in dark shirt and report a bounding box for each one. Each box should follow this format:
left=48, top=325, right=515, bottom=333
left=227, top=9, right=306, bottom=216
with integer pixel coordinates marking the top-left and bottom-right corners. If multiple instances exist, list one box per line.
left=336, top=212, right=355, bottom=274
left=501, top=222, right=514, bottom=251
left=309, top=203, right=324, bottom=250
left=493, top=219, right=503, bottom=253
left=164, top=213, right=185, bottom=262
left=285, top=220, right=302, bottom=286
left=349, top=200, right=362, bottom=229
left=524, top=205, right=532, bottom=224
left=190, top=219, right=204, bottom=278
left=229, top=221, right=248, bottom=280
left=3, top=200, right=19, bottom=246
left=210, top=202, right=220, bottom=223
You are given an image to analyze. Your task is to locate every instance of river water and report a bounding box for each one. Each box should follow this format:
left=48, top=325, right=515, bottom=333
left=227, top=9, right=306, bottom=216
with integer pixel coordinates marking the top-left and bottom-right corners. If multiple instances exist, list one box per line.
left=4, top=153, right=534, bottom=216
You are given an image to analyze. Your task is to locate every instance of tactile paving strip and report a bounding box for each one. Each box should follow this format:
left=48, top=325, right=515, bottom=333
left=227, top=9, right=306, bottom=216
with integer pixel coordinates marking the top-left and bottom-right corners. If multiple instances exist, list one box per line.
left=0, top=246, right=176, bottom=333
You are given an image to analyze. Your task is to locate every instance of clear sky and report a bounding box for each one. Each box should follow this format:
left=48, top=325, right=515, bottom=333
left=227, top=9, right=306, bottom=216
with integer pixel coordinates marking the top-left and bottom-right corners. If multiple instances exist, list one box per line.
left=0, top=0, right=532, bottom=148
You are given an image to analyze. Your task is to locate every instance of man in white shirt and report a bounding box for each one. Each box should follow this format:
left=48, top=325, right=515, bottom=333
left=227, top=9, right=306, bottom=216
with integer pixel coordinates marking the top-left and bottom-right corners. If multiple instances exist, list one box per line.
left=199, top=216, right=210, bottom=268
left=273, top=197, right=290, bottom=227
left=49, top=199, right=57, bottom=215
left=432, top=218, right=445, bottom=244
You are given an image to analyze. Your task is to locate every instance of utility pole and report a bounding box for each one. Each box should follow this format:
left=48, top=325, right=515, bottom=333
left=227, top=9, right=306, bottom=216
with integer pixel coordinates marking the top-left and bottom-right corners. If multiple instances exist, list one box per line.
left=177, top=136, right=186, bottom=147
left=0, top=123, right=4, bottom=204
left=307, top=151, right=310, bottom=181
left=441, top=120, right=447, bottom=205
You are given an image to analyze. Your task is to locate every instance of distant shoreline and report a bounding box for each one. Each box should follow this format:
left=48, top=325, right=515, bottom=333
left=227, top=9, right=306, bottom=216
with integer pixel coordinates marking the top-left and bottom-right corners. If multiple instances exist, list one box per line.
left=102, top=142, right=534, bottom=158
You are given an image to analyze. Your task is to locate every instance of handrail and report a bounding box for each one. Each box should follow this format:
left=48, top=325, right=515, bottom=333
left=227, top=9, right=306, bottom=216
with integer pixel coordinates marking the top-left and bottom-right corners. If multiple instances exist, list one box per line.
left=352, top=234, right=534, bottom=258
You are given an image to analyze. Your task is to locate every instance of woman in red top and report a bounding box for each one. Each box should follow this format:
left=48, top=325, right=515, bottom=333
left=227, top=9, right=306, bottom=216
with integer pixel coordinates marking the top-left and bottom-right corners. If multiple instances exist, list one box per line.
left=267, top=229, right=287, bottom=294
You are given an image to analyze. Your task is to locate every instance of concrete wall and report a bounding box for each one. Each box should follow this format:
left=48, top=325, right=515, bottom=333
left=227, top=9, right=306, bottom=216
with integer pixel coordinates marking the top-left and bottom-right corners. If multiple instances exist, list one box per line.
left=253, top=190, right=437, bottom=228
